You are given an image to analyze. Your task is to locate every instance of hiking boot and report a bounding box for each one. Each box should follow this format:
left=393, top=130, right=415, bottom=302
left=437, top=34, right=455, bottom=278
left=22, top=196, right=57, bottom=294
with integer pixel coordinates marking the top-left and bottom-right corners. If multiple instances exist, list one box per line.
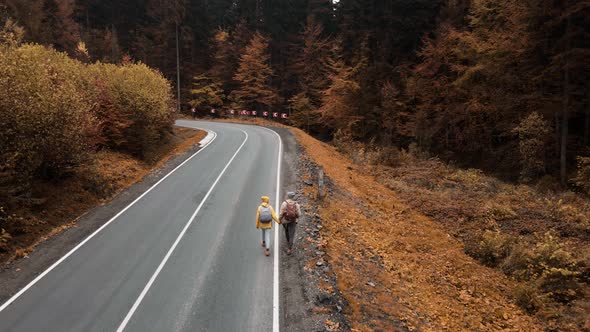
left=261, top=241, right=266, bottom=247
left=287, top=248, right=292, bottom=255
left=265, top=249, right=270, bottom=256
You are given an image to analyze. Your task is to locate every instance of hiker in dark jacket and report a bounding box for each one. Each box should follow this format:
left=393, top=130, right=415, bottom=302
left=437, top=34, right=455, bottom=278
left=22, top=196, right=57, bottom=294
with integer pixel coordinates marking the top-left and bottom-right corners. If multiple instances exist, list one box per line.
left=279, top=192, right=302, bottom=255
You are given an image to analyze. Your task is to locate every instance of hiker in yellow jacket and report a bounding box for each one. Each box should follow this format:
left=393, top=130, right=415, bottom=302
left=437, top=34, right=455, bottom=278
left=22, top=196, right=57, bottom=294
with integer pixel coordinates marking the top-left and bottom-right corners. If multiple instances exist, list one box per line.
left=256, top=196, right=280, bottom=256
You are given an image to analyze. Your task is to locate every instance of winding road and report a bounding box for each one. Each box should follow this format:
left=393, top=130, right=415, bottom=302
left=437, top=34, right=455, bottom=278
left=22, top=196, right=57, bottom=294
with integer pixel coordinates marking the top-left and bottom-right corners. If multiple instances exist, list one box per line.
left=0, top=121, right=284, bottom=332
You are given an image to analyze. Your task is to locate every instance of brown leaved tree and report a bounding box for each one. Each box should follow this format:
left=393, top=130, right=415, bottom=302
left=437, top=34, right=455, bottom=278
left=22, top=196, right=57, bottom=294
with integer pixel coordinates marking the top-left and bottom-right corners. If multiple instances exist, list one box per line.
left=208, top=28, right=236, bottom=92
left=232, top=31, right=278, bottom=111
left=318, top=41, right=361, bottom=135
left=293, top=16, right=333, bottom=107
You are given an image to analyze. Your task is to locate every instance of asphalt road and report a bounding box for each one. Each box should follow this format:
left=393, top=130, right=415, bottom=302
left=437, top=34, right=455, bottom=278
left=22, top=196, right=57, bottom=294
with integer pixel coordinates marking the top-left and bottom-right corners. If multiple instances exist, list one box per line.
left=0, top=120, right=284, bottom=332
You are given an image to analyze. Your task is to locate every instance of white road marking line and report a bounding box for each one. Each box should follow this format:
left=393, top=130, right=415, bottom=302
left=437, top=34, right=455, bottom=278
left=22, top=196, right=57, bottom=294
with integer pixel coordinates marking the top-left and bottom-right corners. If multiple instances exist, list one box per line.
left=198, top=131, right=215, bottom=146
left=187, top=122, right=284, bottom=331
left=116, top=129, right=249, bottom=332
left=0, top=129, right=217, bottom=314
left=259, top=126, right=283, bottom=332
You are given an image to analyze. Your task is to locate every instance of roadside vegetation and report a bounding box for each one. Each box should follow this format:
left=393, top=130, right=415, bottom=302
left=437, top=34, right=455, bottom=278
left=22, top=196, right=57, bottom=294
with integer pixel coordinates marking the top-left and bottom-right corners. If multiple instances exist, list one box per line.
left=299, top=129, right=589, bottom=331
left=1, top=0, right=588, bottom=330
left=0, top=17, right=197, bottom=264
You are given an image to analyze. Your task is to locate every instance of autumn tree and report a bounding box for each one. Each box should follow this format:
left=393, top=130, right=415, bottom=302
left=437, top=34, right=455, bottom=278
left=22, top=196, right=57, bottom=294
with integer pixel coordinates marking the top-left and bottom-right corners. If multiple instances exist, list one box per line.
left=407, top=0, right=535, bottom=166
left=133, top=0, right=188, bottom=76
left=0, top=7, right=24, bottom=48
left=318, top=42, right=360, bottom=136
left=2, top=0, right=44, bottom=44
left=0, top=45, right=95, bottom=188
left=45, top=0, right=80, bottom=53
left=4, top=0, right=589, bottom=183
left=232, top=32, right=278, bottom=111
left=3, top=0, right=80, bottom=54
left=189, top=74, right=225, bottom=110
left=292, top=16, right=333, bottom=107
left=531, top=0, right=590, bottom=184
left=513, top=112, right=551, bottom=182
left=208, top=28, right=237, bottom=92
left=379, top=79, right=416, bottom=145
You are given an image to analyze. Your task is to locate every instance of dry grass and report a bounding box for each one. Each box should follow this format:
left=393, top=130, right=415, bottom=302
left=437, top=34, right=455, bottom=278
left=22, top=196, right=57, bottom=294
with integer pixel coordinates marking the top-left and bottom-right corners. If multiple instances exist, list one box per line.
left=370, top=155, right=590, bottom=329
left=293, top=127, right=543, bottom=331
left=302, top=131, right=590, bottom=331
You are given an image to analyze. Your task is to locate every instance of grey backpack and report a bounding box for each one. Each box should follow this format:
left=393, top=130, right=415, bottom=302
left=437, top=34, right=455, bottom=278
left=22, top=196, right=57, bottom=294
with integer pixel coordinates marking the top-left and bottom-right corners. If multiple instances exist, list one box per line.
left=259, top=206, right=272, bottom=223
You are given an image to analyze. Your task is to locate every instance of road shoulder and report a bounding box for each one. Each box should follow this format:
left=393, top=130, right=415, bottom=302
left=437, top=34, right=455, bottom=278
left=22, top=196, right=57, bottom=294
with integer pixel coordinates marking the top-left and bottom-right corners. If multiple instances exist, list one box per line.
left=273, top=127, right=350, bottom=332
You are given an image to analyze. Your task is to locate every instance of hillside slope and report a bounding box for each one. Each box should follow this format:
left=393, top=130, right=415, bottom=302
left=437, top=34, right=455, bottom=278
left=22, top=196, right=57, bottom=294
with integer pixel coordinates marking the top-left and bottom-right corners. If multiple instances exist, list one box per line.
left=293, top=128, right=546, bottom=331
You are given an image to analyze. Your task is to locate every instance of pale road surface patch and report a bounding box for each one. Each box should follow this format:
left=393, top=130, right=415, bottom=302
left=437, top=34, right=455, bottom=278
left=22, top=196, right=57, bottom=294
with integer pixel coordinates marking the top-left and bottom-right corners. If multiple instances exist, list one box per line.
left=0, top=121, right=292, bottom=332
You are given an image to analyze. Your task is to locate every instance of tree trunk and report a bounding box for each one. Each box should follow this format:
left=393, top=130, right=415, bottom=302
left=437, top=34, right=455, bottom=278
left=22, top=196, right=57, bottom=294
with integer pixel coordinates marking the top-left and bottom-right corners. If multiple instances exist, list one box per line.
left=555, top=112, right=560, bottom=154
left=560, top=105, right=569, bottom=185
left=585, top=95, right=589, bottom=146
left=560, top=16, right=572, bottom=186
left=176, top=22, right=181, bottom=112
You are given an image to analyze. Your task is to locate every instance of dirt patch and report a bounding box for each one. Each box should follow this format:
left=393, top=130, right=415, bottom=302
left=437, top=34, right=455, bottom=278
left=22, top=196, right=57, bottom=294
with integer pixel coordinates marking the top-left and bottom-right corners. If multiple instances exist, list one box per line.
left=0, top=127, right=206, bottom=266
left=292, top=127, right=544, bottom=331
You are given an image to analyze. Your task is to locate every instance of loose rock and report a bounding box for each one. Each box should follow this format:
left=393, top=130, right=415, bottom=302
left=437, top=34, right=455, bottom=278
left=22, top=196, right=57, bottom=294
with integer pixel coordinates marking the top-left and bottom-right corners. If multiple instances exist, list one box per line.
left=317, top=293, right=334, bottom=305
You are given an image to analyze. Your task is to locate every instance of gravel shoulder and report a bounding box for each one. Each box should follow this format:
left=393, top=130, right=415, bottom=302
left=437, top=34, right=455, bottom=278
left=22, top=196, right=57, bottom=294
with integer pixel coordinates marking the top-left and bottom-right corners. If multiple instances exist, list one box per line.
left=274, top=126, right=349, bottom=332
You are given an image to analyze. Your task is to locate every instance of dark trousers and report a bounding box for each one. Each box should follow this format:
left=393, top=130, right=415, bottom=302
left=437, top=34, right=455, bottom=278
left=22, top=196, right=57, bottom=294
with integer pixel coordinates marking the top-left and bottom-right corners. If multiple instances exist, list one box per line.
left=282, top=222, right=297, bottom=248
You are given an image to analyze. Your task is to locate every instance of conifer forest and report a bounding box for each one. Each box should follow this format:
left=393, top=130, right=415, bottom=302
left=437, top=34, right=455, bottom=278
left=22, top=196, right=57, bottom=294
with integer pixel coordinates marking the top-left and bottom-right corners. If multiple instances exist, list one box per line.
left=1, top=2, right=590, bottom=330
left=1, top=0, right=588, bottom=184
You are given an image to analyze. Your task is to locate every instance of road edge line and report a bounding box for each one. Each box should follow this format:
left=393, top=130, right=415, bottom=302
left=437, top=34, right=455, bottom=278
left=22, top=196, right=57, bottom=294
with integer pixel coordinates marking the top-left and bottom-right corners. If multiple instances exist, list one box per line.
left=259, top=126, right=283, bottom=332
left=0, top=128, right=217, bottom=313
left=116, top=129, right=249, bottom=332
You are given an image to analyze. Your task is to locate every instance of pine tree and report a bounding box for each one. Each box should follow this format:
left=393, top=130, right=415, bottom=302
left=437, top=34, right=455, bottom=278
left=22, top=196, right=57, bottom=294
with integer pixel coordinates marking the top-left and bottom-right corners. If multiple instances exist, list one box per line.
left=137, top=0, right=188, bottom=76
left=293, top=16, right=332, bottom=107
left=4, top=0, right=80, bottom=54
left=208, top=28, right=236, bottom=92
left=409, top=0, right=534, bottom=154
left=51, top=0, right=80, bottom=53
left=232, top=32, right=278, bottom=110
left=533, top=0, right=590, bottom=184
left=189, top=74, right=225, bottom=110
left=318, top=41, right=360, bottom=135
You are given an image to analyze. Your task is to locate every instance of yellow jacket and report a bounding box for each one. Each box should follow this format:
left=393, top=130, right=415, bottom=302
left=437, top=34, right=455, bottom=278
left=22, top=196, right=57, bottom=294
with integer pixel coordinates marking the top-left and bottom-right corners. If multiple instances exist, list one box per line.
left=256, top=196, right=280, bottom=229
